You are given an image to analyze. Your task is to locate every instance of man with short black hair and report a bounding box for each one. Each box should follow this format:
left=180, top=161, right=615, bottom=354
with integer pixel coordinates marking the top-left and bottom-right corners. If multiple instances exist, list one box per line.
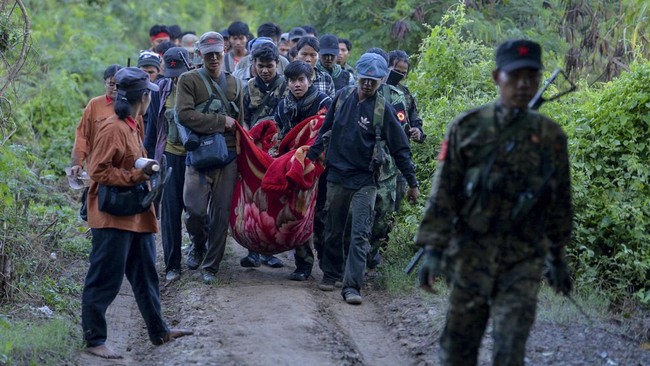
left=337, top=38, right=355, bottom=74
left=167, top=25, right=183, bottom=46
left=237, top=43, right=289, bottom=269
left=224, top=21, right=250, bottom=73
left=149, top=24, right=170, bottom=51
left=301, top=25, right=318, bottom=38
left=295, top=37, right=335, bottom=99
left=307, top=53, right=419, bottom=304
left=175, top=31, right=244, bottom=284
left=274, top=60, right=332, bottom=280
left=317, top=34, right=354, bottom=92
left=233, top=22, right=291, bottom=80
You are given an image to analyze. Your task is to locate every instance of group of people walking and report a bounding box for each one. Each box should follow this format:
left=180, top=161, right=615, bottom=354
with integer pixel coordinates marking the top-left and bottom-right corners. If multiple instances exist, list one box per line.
left=71, top=19, right=573, bottom=366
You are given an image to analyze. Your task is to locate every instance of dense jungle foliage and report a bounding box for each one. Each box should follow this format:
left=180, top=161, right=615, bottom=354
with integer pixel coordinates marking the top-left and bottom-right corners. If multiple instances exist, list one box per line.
left=0, top=3, right=648, bottom=359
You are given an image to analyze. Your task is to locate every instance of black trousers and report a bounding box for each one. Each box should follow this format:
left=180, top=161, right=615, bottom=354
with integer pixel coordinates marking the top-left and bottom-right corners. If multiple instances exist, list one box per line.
left=81, top=228, right=168, bottom=347
left=161, top=152, right=187, bottom=272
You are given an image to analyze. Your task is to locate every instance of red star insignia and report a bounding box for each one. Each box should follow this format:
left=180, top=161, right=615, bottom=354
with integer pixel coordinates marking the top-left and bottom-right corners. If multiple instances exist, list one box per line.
left=518, top=45, right=529, bottom=56
left=169, top=60, right=177, bottom=67
left=208, top=38, right=215, bottom=44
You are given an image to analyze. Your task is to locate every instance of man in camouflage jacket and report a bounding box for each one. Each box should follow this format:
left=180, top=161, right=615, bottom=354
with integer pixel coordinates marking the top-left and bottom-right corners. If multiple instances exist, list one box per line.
left=416, top=39, right=573, bottom=366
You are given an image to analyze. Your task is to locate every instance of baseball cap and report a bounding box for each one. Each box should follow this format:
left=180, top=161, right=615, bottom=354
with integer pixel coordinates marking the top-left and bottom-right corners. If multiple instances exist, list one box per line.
left=115, top=67, right=159, bottom=92
left=496, top=39, right=543, bottom=72
left=163, top=47, right=190, bottom=78
left=289, top=27, right=306, bottom=42
left=137, top=50, right=161, bottom=70
left=356, top=53, right=388, bottom=80
left=181, top=33, right=198, bottom=52
left=280, top=32, right=289, bottom=42
left=198, top=31, right=225, bottom=54
left=319, top=34, right=339, bottom=56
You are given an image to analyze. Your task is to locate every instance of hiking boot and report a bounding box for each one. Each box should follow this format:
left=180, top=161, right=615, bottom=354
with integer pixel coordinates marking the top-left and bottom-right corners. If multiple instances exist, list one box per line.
left=240, top=251, right=261, bottom=268
left=343, top=289, right=363, bottom=305
left=261, top=254, right=284, bottom=268
left=202, top=270, right=218, bottom=284
left=288, top=270, right=310, bottom=281
left=165, top=269, right=180, bottom=282
left=186, top=250, right=204, bottom=270
left=318, top=278, right=336, bottom=291
left=335, top=280, right=344, bottom=288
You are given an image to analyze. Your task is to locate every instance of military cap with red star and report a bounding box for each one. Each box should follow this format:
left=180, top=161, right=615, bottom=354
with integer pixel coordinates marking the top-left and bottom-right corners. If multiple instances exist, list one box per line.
left=495, top=39, right=543, bottom=72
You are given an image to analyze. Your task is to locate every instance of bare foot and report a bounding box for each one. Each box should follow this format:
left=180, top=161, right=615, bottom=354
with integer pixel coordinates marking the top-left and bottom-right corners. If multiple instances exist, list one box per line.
left=86, top=344, right=122, bottom=359
left=153, top=329, right=194, bottom=345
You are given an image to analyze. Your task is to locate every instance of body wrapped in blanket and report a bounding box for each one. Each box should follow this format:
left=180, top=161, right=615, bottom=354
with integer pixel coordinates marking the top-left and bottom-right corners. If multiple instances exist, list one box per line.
left=229, top=116, right=325, bottom=255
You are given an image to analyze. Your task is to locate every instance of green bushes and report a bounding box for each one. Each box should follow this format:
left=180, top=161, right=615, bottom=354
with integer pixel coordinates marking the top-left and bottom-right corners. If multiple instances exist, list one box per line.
left=554, top=63, right=650, bottom=303
left=385, top=6, right=650, bottom=305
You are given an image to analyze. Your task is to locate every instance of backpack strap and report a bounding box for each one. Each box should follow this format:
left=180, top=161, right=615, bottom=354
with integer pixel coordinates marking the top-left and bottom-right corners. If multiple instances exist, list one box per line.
left=198, top=68, right=241, bottom=116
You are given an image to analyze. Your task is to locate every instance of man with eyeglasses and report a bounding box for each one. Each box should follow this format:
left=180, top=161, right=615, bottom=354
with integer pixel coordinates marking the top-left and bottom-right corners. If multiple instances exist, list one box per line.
left=70, top=64, right=123, bottom=221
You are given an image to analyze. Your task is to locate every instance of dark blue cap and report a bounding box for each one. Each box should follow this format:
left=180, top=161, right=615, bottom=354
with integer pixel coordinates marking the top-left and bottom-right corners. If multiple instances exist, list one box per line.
left=356, top=53, right=388, bottom=80
left=163, top=47, right=190, bottom=78
left=115, top=67, right=159, bottom=92
left=496, top=39, right=543, bottom=72
left=319, top=34, right=339, bottom=56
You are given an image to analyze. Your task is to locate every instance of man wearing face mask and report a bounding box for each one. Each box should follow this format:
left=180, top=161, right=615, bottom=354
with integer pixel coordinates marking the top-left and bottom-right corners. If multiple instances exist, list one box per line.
left=416, top=39, right=573, bottom=366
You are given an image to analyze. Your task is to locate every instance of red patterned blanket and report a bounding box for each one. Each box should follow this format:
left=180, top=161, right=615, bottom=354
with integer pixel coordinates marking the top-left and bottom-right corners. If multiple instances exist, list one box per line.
left=229, top=116, right=325, bottom=255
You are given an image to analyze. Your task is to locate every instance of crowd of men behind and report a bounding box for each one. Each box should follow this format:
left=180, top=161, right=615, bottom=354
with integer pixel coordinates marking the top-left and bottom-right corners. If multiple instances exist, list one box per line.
left=71, top=15, right=576, bottom=365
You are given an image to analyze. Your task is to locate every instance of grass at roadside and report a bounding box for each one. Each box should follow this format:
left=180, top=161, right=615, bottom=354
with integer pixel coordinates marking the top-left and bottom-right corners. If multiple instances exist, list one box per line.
left=0, top=315, right=80, bottom=365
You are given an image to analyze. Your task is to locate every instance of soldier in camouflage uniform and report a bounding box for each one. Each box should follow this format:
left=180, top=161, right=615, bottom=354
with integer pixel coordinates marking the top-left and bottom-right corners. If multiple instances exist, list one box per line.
left=416, top=39, right=573, bottom=366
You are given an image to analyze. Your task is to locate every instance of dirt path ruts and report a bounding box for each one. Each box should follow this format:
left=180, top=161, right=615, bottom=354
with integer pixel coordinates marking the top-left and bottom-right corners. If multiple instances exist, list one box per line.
left=76, top=237, right=416, bottom=365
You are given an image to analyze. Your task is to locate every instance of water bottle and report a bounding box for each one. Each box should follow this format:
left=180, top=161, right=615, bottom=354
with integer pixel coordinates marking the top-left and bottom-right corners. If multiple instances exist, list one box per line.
left=135, top=158, right=160, bottom=172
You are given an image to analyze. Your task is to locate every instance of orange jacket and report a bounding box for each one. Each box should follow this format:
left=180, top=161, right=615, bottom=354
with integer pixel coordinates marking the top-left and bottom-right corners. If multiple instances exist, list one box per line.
left=71, top=95, right=115, bottom=167
left=87, top=115, right=157, bottom=233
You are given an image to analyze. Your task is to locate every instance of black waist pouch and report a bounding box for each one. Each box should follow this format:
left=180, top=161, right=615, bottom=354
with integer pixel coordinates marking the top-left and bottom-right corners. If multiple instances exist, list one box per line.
left=98, top=183, right=150, bottom=216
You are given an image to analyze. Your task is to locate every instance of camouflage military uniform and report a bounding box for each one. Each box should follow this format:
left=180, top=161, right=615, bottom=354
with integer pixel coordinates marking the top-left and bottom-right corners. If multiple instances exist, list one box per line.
left=367, top=85, right=408, bottom=265
left=416, top=102, right=572, bottom=365
left=243, top=75, right=287, bottom=127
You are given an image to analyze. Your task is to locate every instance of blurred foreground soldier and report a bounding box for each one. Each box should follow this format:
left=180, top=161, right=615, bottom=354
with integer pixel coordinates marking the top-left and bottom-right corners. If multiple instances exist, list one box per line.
left=82, top=67, right=192, bottom=359
left=415, top=39, right=573, bottom=366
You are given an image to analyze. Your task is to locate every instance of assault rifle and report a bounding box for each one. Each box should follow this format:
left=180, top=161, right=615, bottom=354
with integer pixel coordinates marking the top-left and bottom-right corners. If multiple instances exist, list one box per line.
left=404, top=68, right=576, bottom=275
left=178, top=50, right=196, bottom=71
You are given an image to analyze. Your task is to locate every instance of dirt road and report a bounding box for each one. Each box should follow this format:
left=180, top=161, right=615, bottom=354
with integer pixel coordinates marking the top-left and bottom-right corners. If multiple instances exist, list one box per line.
left=77, top=237, right=649, bottom=366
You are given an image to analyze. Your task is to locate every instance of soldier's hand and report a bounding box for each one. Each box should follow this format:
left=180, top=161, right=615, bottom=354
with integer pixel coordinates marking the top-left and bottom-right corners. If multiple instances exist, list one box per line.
left=545, top=256, right=572, bottom=295
left=418, top=248, right=444, bottom=293
left=409, top=127, right=422, bottom=141
left=407, top=186, right=419, bottom=204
